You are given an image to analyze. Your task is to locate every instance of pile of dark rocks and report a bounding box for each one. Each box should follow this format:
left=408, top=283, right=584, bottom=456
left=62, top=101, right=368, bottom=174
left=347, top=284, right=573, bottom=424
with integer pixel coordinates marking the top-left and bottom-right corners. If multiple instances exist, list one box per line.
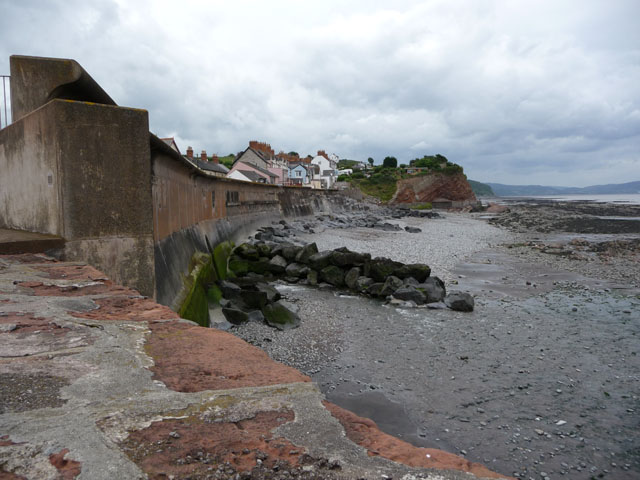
left=253, top=208, right=441, bottom=240
left=216, top=239, right=474, bottom=330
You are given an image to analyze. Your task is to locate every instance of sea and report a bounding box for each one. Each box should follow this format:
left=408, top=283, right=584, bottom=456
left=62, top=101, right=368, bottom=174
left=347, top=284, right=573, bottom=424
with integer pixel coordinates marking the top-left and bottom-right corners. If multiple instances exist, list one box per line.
left=502, top=194, right=640, bottom=205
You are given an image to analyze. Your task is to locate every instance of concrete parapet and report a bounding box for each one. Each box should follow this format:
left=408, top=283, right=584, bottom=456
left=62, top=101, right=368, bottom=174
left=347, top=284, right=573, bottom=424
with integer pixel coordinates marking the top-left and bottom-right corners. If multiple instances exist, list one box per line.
left=9, top=55, right=115, bottom=123
left=0, top=99, right=155, bottom=296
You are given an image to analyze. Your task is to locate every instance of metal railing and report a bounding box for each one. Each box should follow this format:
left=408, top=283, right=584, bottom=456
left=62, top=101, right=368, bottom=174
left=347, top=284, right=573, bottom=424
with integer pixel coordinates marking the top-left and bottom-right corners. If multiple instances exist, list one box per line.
left=1, top=75, right=10, bottom=129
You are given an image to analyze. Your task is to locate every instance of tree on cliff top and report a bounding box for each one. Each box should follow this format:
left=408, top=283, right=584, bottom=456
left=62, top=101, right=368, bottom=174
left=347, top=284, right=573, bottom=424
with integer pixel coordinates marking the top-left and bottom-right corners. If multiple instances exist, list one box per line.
left=383, top=156, right=398, bottom=168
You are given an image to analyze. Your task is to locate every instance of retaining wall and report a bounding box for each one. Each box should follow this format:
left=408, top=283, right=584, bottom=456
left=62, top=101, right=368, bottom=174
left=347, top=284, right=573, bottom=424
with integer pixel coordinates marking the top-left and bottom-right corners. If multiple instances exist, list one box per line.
left=1, top=54, right=352, bottom=306
left=0, top=98, right=155, bottom=297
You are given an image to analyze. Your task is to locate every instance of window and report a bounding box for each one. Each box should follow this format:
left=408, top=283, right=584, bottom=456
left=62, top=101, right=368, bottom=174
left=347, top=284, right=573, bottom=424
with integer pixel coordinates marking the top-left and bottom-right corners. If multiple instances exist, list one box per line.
left=226, top=191, right=240, bottom=206
left=211, top=191, right=215, bottom=209
left=296, top=170, right=302, bottom=177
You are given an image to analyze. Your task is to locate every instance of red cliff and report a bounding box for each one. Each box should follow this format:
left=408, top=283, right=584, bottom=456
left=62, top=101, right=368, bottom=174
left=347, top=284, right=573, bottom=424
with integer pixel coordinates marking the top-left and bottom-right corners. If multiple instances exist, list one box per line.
left=392, top=172, right=477, bottom=205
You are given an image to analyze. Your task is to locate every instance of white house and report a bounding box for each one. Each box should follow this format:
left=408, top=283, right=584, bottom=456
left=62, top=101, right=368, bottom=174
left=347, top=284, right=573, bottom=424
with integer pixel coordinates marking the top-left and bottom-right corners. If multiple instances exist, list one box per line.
left=311, top=154, right=338, bottom=189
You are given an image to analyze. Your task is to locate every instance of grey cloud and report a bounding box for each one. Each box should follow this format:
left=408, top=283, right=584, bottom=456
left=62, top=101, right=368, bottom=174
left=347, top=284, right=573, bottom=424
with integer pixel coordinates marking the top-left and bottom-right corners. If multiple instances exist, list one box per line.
left=0, top=0, right=638, bottom=186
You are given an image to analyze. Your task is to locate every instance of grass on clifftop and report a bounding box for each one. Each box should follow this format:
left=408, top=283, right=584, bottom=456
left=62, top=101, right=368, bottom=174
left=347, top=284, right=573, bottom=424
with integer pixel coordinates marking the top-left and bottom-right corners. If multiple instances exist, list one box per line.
left=343, top=155, right=466, bottom=202
left=347, top=169, right=400, bottom=202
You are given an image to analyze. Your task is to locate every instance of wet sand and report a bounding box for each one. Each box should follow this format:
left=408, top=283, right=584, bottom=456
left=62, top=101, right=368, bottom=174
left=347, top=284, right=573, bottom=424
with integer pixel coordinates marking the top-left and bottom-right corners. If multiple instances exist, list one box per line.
left=232, top=203, right=640, bottom=480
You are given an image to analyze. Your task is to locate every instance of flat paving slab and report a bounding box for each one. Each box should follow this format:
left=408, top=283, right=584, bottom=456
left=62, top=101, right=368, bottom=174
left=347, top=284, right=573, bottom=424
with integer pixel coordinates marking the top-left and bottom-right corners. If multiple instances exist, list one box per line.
left=0, top=253, right=506, bottom=479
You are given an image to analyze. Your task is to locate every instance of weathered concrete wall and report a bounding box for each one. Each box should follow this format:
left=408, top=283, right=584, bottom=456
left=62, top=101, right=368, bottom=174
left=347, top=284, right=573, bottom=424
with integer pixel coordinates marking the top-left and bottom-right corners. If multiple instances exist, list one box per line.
left=2, top=54, right=352, bottom=304
left=55, top=100, right=155, bottom=296
left=10, top=55, right=115, bottom=122
left=0, top=99, right=155, bottom=296
left=152, top=154, right=349, bottom=307
left=0, top=102, right=63, bottom=235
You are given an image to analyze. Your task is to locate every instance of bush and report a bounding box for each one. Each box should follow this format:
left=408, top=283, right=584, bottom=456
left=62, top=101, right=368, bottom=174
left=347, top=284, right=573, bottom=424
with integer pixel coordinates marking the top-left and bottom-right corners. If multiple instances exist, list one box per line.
left=352, top=171, right=365, bottom=179
left=411, top=202, right=432, bottom=210
left=337, top=174, right=349, bottom=182
left=383, top=156, right=398, bottom=168
left=443, top=162, right=463, bottom=174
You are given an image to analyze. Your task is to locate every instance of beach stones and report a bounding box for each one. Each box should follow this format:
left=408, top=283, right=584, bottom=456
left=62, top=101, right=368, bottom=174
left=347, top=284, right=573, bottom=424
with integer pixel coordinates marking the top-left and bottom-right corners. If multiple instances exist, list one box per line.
left=444, top=291, right=475, bottom=312
left=419, top=276, right=446, bottom=303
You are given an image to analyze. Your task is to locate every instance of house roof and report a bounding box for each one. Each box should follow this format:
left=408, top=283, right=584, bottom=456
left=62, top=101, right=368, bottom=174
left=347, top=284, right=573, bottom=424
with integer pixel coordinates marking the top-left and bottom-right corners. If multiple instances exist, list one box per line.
left=160, top=137, right=180, bottom=153
left=234, top=147, right=272, bottom=167
left=150, top=134, right=229, bottom=179
left=195, top=158, right=229, bottom=174
left=288, top=162, right=308, bottom=170
left=237, top=170, right=265, bottom=182
left=242, top=161, right=279, bottom=178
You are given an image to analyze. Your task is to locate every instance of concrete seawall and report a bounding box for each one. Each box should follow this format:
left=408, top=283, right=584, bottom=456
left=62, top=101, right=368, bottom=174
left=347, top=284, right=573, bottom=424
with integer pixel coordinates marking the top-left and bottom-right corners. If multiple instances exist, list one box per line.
left=0, top=55, right=354, bottom=306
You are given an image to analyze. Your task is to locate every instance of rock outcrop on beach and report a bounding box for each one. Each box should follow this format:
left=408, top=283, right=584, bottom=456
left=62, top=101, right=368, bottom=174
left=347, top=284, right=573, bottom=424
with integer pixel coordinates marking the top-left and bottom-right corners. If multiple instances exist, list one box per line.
left=391, top=172, right=477, bottom=205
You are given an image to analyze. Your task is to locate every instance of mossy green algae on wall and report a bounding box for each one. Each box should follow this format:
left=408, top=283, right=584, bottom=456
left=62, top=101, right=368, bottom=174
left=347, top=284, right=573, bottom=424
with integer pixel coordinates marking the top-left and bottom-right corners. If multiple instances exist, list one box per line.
left=213, top=241, right=234, bottom=280
left=177, top=251, right=217, bottom=327
left=177, top=242, right=235, bottom=326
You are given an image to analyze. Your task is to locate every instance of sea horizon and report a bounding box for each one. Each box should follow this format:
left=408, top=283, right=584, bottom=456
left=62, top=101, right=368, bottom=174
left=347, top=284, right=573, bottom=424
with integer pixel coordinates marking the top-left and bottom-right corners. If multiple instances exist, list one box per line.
left=493, top=193, right=640, bottom=205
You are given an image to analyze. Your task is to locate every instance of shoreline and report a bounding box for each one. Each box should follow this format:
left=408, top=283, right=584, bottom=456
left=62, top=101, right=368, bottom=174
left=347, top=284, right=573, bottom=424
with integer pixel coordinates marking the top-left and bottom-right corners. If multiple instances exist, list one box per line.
left=231, top=199, right=640, bottom=479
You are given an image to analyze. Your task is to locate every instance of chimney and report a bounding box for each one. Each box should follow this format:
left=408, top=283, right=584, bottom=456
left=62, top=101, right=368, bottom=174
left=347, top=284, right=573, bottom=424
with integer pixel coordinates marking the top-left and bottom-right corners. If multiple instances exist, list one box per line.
left=186, top=146, right=194, bottom=159
left=212, top=154, right=219, bottom=164
left=201, top=150, right=207, bottom=162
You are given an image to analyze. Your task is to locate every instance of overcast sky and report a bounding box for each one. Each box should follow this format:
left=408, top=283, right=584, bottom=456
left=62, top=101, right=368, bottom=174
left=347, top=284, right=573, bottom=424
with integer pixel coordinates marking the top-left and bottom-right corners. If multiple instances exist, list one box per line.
left=1, top=0, right=639, bottom=186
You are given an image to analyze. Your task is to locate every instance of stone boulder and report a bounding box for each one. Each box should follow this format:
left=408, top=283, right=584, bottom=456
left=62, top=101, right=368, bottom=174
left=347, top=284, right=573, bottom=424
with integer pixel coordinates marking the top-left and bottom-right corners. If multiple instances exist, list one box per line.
left=404, top=226, right=422, bottom=233
left=395, top=264, right=431, bottom=282
left=393, top=285, right=426, bottom=304
left=238, top=288, right=268, bottom=309
left=268, top=255, right=288, bottom=274
left=366, top=282, right=385, bottom=297
left=344, top=267, right=361, bottom=290
left=285, top=262, right=310, bottom=278
left=234, top=243, right=260, bottom=260
left=262, top=301, right=301, bottom=330
left=255, top=243, right=273, bottom=258
left=281, top=245, right=302, bottom=262
left=355, top=276, right=374, bottom=292
left=486, top=203, right=510, bottom=214
left=247, top=257, right=271, bottom=275
left=375, top=222, right=401, bottom=231
left=366, top=257, right=404, bottom=282
left=444, top=291, right=474, bottom=312
left=255, top=283, right=281, bottom=303
left=330, top=247, right=371, bottom=268
left=221, top=306, right=250, bottom=325
left=308, top=251, right=333, bottom=271
left=295, top=242, right=319, bottom=264
left=227, top=255, right=249, bottom=276
left=306, top=270, right=318, bottom=286
left=320, top=265, right=345, bottom=287
left=380, top=275, right=404, bottom=297
left=419, top=276, right=446, bottom=303
left=218, top=280, right=241, bottom=299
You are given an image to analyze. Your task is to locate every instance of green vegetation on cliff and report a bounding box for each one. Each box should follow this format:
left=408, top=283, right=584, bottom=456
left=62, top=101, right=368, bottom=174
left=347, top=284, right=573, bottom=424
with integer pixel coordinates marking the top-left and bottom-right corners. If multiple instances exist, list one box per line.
left=337, top=159, right=360, bottom=169
left=410, top=154, right=463, bottom=175
left=468, top=180, right=495, bottom=197
left=343, top=153, right=466, bottom=202
left=348, top=168, right=400, bottom=202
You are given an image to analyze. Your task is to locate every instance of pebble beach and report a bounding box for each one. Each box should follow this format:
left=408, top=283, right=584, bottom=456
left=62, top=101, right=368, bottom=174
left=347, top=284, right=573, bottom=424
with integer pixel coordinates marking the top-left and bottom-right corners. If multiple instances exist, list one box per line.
left=232, top=202, right=640, bottom=480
